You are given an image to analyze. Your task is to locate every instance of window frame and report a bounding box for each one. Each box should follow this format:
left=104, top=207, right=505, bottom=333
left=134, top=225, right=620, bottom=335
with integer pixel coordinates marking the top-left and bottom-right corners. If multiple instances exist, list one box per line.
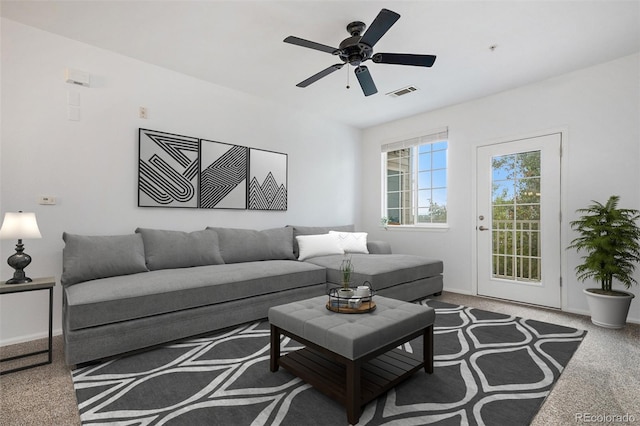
left=381, top=129, right=449, bottom=229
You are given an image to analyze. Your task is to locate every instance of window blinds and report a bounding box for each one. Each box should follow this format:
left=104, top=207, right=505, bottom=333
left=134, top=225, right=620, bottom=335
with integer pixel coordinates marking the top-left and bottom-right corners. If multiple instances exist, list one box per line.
left=381, top=127, right=448, bottom=153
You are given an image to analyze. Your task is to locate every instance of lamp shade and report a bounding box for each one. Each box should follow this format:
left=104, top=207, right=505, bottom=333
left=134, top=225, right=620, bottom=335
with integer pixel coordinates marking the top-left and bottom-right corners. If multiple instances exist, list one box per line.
left=0, top=212, right=42, bottom=240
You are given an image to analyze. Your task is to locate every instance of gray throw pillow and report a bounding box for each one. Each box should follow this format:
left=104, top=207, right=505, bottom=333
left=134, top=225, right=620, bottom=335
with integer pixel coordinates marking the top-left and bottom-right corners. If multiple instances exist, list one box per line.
left=208, top=227, right=295, bottom=263
left=287, top=224, right=355, bottom=258
left=135, top=228, right=225, bottom=270
left=61, top=232, right=149, bottom=286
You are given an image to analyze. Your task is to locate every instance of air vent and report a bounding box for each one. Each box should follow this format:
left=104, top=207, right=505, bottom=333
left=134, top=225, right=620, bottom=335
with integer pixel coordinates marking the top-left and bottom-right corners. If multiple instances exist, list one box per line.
left=386, top=85, right=418, bottom=98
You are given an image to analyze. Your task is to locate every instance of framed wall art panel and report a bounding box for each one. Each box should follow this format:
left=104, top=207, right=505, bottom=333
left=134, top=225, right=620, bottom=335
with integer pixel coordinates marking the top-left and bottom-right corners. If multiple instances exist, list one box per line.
left=138, top=129, right=200, bottom=208
left=199, top=139, right=248, bottom=209
left=248, top=148, right=288, bottom=211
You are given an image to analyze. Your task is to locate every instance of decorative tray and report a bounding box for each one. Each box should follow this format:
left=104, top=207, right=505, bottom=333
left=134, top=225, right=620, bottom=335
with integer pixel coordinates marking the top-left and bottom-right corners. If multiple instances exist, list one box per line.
left=326, top=300, right=376, bottom=314
left=326, top=281, right=376, bottom=314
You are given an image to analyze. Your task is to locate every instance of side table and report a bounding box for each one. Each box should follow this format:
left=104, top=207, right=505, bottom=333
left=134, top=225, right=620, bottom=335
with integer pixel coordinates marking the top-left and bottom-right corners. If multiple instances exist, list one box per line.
left=0, top=277, right=56, bottom=375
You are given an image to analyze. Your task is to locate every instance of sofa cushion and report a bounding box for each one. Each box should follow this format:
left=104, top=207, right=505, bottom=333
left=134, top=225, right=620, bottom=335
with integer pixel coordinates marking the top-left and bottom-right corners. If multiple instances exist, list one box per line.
left=209, top=227, right=295, bottom=263
left=304, top=253, right=443, bottom=291
left=296, top=233, right=344, bottom=261
left=64, top=260, right=327, bottom=331
left=288, top=224, right=355, bottom=258
left=329, top=231, right=369, bottom=254
left=366, top=240, right=392, bottom=254
left=136, top=228, right=224, bottom=270
left=61, top=232, right=148, bottom=286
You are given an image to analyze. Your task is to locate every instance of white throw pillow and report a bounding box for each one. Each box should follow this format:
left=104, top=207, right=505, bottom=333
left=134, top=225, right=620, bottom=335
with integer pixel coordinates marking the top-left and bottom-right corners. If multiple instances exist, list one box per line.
left=329, top=231, right=369, bottom=254
left=296, top=233, right=344, bottom=261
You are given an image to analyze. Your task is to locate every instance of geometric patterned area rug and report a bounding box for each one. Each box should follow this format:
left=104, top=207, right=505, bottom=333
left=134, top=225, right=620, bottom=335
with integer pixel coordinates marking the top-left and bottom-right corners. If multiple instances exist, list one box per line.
left=72, top=299, right=586, bottom=425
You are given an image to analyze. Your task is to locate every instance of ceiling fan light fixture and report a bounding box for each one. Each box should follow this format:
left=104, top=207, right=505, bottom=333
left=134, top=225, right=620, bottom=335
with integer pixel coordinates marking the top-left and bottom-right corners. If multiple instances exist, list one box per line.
left=283, top=8, right=435, bottom=97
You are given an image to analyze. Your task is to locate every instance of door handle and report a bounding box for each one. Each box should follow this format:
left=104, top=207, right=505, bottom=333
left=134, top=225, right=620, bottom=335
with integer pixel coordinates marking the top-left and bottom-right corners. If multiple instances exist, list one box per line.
left=478, top=226, right=490, bottom=231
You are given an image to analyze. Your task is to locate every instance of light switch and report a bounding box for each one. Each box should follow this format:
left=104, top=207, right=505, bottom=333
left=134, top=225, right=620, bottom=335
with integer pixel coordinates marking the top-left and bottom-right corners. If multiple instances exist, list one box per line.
left=38, top=196, right=56, bottom=205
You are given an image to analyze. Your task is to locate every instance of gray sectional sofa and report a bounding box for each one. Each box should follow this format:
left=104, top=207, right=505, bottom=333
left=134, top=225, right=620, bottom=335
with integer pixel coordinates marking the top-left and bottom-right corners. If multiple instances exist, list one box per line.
left=61, top=225, right=443, bottom=365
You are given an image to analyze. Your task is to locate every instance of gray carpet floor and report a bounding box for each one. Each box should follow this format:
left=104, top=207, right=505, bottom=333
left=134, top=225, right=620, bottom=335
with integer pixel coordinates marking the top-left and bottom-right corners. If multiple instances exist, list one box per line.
left=1, top=291, right=638, bottom=425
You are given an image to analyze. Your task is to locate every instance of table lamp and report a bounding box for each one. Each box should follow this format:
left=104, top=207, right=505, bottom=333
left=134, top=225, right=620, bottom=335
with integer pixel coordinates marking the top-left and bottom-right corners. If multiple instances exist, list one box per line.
left=0, top=211, right=42, bottom=284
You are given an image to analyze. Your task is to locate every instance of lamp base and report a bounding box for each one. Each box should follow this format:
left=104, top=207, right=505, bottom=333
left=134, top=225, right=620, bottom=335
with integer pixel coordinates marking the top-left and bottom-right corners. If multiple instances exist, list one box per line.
left=5, top=269, right=32, bottom=285
left=5, top=241, right=33, bottom=285
left=5, top=276, right=33, bottom=285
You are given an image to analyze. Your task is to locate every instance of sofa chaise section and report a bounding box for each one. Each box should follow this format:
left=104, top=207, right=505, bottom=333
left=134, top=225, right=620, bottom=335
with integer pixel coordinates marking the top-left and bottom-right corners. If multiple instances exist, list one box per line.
left=304, top=254, right=443, bottom=301
left=289, top=225, right=444, bottom=301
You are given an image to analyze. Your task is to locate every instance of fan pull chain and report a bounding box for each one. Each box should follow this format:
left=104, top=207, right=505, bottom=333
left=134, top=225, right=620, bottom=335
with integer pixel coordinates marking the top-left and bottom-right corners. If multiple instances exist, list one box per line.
left=346, top=66, right=350, bottom=90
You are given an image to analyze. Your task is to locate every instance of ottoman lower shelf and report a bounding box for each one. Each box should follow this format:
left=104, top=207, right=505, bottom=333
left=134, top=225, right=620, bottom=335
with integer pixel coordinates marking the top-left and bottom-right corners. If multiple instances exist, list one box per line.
left=278, top=346, right=423, bottom=407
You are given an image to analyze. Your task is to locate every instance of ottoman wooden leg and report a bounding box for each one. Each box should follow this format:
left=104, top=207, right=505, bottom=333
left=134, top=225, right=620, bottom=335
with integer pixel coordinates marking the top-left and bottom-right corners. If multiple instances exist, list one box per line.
left=346, top=359, right=362, bottom=425
left=270, top=324, right=280, bottom=372
left=424, top=324, right=434, bottom=374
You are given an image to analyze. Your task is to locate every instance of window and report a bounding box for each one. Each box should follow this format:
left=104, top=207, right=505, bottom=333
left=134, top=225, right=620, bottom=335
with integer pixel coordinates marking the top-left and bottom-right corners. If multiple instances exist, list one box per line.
left=382, top=129, right=448, bottom=226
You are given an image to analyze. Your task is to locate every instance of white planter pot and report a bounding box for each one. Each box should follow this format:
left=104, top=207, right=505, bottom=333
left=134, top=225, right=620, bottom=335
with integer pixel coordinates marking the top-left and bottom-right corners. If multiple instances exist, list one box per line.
left=337, top=288, right=354, bottom=298
left=583, top=288, right=635, bottom=329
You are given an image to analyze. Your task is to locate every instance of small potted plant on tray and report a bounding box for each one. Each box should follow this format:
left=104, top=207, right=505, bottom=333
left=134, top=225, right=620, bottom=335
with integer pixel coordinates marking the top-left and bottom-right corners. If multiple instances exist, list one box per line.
left=568, top=195, right=639, bottom=328
left=338, top=255, right=355, bottom=298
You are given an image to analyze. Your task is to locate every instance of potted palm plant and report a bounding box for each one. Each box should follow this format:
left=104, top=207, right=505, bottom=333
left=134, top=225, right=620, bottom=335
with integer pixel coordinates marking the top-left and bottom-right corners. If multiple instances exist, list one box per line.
left=568, top=195, right=639, bottom=328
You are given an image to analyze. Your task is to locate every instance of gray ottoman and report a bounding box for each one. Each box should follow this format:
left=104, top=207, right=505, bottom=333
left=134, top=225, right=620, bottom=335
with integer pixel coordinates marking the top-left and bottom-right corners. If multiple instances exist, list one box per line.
left=269, top=295, right=435, bottom=424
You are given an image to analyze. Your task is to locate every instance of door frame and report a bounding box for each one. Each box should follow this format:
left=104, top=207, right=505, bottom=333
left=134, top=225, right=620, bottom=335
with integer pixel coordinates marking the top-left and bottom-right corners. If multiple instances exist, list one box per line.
left=470, top=127, right=569, bottom=310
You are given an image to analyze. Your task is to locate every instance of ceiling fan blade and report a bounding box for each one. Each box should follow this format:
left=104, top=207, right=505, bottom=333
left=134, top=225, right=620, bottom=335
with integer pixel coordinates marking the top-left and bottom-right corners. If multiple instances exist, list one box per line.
left=372, top=53, right=437, bottom=67
left=355, top=66, right=378, bottom=96
left=359, top=8, right=400, bottom=48
left=296, top=63, right=345, bottom=88
left=284, top=36, right=339, bottom=54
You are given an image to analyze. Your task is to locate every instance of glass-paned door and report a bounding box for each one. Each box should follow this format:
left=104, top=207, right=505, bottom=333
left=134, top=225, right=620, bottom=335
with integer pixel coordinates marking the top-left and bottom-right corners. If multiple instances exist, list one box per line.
left=476, top=134, right=561, bottom=308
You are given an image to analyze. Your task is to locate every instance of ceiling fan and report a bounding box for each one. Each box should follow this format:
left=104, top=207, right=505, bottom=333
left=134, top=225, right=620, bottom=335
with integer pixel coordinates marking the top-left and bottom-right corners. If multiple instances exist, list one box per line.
left=284, top=8, right=436, bottom=97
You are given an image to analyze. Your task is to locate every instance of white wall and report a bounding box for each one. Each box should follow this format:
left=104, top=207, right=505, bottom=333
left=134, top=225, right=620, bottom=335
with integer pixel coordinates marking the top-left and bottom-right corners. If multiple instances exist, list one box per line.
left=3, top=18, right=638, bottom=346
left=360, top=53, right=640, bottom=323
left=0, top=19, right=361, bottom=344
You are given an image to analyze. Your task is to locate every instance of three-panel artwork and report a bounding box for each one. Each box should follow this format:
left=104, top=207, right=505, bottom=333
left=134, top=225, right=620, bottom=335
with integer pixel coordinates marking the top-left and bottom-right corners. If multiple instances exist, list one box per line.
left=138, top=128, right=287, bottom=210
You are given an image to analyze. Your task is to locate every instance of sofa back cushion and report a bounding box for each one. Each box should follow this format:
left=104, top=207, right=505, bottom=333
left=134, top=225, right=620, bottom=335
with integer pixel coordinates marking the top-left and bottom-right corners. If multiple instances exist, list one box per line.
left=287, top=224, right=355, bottom=258
left=61, top=232, right=149, bottom=286
left=135, top=228, right=225, bottom=270
left=208, top=227, right=295, bottom=263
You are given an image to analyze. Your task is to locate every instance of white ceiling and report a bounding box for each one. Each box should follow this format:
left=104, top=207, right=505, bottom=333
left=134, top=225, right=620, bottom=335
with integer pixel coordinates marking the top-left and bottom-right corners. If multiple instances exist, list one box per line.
left=2, top=1, right=639, bottom=128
